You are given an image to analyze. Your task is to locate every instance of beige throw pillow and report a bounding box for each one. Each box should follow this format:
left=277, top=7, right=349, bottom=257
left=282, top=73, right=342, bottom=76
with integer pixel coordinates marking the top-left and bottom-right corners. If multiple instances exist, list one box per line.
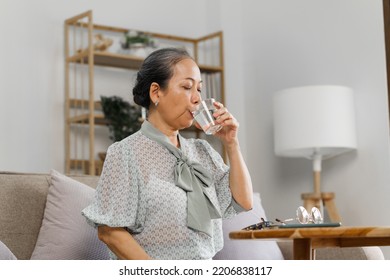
left=30, top=170, right=109, bottom=260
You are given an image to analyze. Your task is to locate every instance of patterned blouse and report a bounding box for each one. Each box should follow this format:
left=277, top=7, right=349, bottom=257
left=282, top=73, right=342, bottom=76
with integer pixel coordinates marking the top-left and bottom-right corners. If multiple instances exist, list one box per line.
left=82, top=127, right=243, bottom=260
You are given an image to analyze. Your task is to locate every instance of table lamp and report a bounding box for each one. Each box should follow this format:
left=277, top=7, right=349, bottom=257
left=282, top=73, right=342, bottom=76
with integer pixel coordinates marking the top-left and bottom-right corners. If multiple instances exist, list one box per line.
left=273, top=85, right=357, bottom=222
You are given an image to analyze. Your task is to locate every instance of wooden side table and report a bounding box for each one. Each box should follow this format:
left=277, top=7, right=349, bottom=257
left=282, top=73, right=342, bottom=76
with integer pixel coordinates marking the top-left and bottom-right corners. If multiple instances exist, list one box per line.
left=229, top=226, right=390, bottom=260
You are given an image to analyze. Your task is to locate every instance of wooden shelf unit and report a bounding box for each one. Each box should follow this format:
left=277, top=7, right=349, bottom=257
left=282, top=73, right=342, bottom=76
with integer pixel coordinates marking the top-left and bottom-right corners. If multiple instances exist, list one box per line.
left=65, top=10, right=225, bottom=175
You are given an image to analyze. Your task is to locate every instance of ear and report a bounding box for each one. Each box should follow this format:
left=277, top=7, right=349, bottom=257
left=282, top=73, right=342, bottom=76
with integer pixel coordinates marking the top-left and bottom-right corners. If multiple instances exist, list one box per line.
left=149, top=82, right=160, bottom=105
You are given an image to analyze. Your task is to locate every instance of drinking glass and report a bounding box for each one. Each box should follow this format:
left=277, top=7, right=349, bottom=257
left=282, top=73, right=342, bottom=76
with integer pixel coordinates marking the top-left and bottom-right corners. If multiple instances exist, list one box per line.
left=193, top=98, right=222, bottom=135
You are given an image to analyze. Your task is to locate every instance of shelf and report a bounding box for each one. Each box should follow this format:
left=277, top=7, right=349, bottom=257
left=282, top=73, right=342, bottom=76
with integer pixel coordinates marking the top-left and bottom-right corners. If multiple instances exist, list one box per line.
left=69, top=159, right=103, bottom=175
left=67, top=114, right=107, bottom=125
left=198, top=64, right=224, bottom=73
left=67, top=51, right=222, bottom=72
left=69, top=99, right=102, bottom=110
left=67, top=51, right=144, bottom=70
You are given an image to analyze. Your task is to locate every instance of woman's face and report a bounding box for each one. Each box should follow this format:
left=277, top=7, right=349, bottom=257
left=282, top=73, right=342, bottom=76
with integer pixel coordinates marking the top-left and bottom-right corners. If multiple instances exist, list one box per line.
left=158, top=58, right=202, bottom=130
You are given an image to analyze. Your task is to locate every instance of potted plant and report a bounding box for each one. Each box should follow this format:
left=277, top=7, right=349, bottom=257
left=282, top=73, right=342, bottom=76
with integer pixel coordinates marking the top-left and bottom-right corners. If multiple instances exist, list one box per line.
left=119, top=30, right=156, bottom=57
left=100, top=95, right=143, bottom=142
left=99, top=95, right=143, bottom=162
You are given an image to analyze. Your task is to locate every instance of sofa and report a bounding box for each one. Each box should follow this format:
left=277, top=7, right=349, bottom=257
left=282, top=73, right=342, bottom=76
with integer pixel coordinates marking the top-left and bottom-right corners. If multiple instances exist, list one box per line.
left=0, top=170, right=385, bottom=260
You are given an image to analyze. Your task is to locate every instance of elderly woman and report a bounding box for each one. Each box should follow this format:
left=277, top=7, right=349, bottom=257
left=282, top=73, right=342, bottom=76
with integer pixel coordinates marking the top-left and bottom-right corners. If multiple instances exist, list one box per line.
left=82, top=48, right=253, bottom=260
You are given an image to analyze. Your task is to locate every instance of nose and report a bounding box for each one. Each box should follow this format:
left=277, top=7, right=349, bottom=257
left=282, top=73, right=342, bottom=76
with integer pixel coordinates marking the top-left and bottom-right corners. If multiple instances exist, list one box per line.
left=191, top=89, right=201, bottom=104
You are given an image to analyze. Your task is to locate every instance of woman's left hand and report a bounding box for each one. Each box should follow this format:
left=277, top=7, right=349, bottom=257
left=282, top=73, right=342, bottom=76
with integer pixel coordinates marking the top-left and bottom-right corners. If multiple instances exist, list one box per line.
left=213, top=101, right=239, bottom=146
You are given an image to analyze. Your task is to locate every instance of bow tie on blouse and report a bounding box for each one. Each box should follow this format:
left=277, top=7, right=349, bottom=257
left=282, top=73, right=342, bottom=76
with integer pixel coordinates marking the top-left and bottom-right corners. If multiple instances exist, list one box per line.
left=141, top=121, right=221, bottom=236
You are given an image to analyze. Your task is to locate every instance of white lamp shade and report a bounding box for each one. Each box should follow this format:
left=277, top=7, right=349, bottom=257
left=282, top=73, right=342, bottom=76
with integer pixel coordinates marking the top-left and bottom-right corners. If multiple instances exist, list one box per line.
left=273, top=85, right=357, bottom=160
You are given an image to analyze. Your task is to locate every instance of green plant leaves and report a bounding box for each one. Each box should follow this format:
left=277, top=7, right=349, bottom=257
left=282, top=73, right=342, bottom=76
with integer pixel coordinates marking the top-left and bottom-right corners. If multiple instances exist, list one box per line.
left=100, top=95, right=142, bottom=142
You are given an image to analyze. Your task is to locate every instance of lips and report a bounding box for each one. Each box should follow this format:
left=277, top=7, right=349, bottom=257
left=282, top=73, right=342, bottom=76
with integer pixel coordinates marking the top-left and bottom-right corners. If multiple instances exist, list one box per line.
left=190, top=108, right=198, bottom=118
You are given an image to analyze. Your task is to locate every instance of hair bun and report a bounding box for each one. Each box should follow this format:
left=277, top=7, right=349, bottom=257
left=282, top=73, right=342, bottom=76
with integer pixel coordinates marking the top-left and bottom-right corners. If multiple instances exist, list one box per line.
left=133, top=85, right=150, bottom=108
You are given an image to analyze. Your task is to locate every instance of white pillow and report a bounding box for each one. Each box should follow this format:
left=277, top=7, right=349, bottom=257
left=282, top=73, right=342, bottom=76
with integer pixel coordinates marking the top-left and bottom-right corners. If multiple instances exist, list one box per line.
left=0, top=240, right=17, bottom=260
left=213, top=193, right=284, bottom=260
left=30, top=169, right=109, bottom=260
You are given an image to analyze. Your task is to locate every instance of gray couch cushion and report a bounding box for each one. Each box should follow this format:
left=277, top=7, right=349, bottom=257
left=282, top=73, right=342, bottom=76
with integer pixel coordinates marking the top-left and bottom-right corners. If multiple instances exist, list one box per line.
left=30, top=170, right=109, bottom=259
left=0, top=172, right=50, bottom=259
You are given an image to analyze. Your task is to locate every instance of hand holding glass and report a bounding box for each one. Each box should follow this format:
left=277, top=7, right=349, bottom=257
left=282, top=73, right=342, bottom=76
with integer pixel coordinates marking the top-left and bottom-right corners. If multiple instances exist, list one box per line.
left=193, top=98, right=222, bottom=135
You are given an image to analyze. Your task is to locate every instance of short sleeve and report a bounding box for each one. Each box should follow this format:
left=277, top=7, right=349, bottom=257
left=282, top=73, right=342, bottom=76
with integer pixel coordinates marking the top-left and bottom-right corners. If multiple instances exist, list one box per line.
left=81, top=141, right=144, bottom=233
left=197, top=140, right=245, bottom=219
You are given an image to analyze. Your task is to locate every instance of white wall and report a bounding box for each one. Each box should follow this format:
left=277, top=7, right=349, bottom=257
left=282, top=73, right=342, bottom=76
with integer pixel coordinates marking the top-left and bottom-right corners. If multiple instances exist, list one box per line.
left=235, top=0, right=390, bottom=259
left=0, top=0, right=217, bottom=172
left=1, top=0, right=390, bottom=259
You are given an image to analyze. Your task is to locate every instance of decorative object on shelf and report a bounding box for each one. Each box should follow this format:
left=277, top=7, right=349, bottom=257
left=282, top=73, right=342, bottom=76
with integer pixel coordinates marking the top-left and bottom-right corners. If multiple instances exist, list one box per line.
left=77, top=34, right=113, bottom=53
left=93, top=34, right=113, bottom=51
left=119, top=30, right=156, bottom=57
left=100, top=95, right=143, bottom=143
left=273, top=85, right=358, bottom=222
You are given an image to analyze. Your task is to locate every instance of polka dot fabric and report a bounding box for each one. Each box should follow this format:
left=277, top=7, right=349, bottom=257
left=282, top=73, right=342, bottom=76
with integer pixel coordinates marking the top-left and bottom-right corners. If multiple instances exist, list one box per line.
left=82, top=130, right=242, bottom=260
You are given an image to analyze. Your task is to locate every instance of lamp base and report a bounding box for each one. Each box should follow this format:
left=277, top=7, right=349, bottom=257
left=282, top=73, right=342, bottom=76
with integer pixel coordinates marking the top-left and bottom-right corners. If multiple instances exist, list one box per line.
left=301, top=192, right=341, bottom=222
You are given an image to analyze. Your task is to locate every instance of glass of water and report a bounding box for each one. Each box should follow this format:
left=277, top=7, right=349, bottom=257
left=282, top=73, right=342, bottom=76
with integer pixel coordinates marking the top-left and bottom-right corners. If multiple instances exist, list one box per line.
left=193, top=98, right=222, bottom=135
